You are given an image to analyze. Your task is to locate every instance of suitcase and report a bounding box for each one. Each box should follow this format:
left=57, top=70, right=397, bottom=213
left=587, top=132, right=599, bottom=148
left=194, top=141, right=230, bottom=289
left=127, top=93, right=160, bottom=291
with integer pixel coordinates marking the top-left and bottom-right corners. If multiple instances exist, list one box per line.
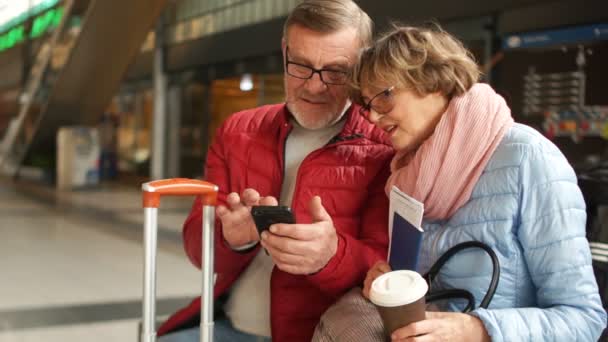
left=141, top=178, right=219, bottom=342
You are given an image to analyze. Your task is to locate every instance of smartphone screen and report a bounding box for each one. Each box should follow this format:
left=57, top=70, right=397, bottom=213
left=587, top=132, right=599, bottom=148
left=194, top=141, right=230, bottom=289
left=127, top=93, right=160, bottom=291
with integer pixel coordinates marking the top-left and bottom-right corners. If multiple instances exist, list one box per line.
left=251, top=205, right=295, bottom=236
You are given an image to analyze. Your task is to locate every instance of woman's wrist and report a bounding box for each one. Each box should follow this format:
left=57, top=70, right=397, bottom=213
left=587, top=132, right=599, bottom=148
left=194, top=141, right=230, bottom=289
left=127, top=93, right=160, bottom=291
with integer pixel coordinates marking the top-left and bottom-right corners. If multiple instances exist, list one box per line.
left=468, top=314, right=491, bottom=342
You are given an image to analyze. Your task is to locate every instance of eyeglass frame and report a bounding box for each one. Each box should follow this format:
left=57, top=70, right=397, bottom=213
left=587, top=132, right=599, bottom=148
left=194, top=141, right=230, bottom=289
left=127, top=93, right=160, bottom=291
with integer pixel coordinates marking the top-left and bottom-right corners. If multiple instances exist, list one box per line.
left=359, top=86, right=396, bottom=119
left=284, top=46, right=350, bottom=86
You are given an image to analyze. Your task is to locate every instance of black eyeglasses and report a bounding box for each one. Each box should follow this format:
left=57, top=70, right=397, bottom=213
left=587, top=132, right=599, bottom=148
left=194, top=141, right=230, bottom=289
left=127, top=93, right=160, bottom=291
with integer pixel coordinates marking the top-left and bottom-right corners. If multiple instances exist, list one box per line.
left=359, top=86, right=395, bottom=120
left=285, top=46, right=350, bottom=85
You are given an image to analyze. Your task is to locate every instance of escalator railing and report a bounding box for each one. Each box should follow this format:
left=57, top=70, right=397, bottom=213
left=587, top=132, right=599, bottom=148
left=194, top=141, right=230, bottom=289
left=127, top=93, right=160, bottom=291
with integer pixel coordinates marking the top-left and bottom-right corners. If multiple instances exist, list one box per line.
left=0, top=0, right=76, bottom=176
left=0, top=0, right=167, bottom=178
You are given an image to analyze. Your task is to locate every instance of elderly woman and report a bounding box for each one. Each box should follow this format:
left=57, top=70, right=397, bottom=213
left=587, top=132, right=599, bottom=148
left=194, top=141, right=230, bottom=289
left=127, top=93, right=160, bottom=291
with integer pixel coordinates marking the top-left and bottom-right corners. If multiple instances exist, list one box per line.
left=313, top=24, right=606, bottom=342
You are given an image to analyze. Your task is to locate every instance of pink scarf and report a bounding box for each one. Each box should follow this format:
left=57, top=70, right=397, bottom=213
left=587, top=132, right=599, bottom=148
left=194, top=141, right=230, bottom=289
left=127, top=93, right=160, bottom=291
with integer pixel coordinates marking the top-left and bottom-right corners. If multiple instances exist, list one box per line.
left=385, top=83, right=514, bottom=221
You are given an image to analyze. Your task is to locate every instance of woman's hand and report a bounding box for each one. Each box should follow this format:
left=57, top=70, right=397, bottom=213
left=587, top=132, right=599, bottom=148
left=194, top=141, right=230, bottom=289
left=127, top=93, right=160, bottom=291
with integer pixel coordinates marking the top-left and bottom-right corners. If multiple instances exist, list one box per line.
left=362, top=261, right=392, bottom=299
left=391, top=311, right=490, bottom=342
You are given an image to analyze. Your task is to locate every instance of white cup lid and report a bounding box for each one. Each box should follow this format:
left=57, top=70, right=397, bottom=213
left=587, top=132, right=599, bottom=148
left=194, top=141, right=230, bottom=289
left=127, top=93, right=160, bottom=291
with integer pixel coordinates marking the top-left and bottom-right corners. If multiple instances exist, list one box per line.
left=369, top=270, right=428, bottom=307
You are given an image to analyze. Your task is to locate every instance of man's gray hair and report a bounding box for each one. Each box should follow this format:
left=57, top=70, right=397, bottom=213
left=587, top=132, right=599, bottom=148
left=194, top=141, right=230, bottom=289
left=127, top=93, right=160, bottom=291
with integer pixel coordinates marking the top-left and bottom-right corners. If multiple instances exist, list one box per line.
left=283, top=0, right=373, bottom=48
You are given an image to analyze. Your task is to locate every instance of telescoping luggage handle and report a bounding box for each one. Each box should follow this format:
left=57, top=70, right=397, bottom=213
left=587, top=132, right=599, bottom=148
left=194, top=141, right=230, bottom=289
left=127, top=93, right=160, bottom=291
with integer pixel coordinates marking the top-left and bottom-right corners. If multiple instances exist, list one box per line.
left=142, top=178, right=218, bottom=342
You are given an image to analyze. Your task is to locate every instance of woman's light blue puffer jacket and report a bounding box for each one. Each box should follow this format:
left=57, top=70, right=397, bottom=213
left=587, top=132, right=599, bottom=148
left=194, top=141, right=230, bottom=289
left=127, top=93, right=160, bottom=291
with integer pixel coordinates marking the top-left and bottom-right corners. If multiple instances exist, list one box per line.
left=417, top=123, right=607, bottom=341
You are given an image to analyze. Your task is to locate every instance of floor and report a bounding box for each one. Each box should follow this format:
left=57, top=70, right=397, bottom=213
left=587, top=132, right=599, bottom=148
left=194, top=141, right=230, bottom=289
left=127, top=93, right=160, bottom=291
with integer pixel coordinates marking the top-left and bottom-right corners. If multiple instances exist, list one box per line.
left=0, top=180, right=202, bottom=341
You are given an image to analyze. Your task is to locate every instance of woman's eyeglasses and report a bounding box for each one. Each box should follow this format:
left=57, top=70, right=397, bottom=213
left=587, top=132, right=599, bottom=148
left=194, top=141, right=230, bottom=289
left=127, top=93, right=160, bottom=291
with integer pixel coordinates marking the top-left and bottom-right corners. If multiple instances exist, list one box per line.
left=359, top=86, right=395, bottom=120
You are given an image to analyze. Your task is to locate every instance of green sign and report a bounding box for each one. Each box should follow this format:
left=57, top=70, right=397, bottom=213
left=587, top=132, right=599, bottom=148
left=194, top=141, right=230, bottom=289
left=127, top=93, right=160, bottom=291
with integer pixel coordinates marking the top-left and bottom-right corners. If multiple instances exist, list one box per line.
left=0, top=26, right=25, bottom=51
left=0, top=7, right=63, bottom=53
left=30, top=7, right=63, bottom=39
left=0, top=0, right=60, bottom=34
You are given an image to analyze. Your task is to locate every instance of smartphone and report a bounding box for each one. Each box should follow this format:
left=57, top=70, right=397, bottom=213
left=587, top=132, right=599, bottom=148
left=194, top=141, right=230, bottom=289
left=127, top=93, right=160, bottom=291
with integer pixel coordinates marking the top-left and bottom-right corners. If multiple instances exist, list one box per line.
left=251, top=205, right=296, bottom=236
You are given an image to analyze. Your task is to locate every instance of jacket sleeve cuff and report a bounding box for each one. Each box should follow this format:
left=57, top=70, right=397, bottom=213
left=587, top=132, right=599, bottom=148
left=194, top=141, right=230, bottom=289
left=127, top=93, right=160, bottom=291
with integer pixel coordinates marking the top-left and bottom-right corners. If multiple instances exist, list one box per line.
left=229, top=240, right=259, bottom=253
left=218, top=227, right=260, bottom=255
left=470, top=308, right=503, bottom=342
left=307, top=233, right=347, bottom=286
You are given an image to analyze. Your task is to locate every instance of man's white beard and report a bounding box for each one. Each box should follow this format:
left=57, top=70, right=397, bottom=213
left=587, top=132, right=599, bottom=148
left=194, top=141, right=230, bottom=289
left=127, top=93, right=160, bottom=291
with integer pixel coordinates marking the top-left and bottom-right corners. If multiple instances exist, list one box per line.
left=287, top=100, right=352, bottom=130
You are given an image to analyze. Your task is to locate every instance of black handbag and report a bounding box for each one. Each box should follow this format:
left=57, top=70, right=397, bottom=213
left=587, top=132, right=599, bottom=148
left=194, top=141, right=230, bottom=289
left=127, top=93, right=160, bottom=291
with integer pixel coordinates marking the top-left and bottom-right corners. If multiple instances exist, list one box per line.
left=423, top=241, right=500, bottom=312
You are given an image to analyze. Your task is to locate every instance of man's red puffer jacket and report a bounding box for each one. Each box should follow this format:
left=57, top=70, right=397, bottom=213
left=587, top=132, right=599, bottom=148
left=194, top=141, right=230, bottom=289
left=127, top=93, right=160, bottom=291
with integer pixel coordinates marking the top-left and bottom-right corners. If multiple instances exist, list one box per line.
left=158, top=104, right=394, bottom=341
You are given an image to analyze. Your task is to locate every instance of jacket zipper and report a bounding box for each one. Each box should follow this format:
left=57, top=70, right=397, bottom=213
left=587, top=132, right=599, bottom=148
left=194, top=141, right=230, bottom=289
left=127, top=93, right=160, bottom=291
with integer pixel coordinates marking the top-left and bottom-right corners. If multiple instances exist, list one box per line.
left=279, top=122, right=293, bottom=198
left=271, top=121, right=292, bottom=335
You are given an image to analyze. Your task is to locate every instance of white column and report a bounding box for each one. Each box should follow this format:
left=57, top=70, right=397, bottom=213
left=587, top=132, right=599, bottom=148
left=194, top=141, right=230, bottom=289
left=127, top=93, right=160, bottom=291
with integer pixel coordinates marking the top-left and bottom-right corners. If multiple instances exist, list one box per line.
left=151, top=17, right=167, bottom=180
left=167, top=85, right=182, bottom=178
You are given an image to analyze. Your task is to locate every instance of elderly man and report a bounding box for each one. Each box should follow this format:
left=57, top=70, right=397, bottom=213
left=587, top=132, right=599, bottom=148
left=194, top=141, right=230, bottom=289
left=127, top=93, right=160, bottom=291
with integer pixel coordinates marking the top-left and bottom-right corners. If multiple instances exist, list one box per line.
left=158, top=1, right=393, bottom=341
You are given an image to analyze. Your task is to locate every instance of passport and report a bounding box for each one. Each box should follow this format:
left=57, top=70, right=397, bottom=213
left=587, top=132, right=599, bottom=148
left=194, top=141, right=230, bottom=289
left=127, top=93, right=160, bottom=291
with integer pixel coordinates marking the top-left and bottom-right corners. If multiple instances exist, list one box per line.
left=388, top=212, right=424, bottom=271
left=387, top=186, right=424, bottom=271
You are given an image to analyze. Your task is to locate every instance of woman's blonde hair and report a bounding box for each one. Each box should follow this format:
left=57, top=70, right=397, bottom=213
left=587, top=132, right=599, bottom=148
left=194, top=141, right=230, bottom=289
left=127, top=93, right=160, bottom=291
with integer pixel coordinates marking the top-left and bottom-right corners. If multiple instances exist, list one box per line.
left=353, top=23, right=480, bottom=100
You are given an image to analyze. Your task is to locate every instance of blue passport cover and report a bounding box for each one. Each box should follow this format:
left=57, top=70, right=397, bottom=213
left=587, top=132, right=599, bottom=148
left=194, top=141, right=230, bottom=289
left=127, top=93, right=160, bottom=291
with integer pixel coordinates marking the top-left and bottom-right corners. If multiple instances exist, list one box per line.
left=388, top=212, right=423, bottom=271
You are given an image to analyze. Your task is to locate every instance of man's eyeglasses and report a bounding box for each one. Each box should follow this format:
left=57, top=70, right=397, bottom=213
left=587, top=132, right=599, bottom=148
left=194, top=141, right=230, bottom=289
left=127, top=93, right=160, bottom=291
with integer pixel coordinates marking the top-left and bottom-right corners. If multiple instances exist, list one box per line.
left=285, top=46, right=349, bottom=86
left=359, top=86, right=395, bottom=120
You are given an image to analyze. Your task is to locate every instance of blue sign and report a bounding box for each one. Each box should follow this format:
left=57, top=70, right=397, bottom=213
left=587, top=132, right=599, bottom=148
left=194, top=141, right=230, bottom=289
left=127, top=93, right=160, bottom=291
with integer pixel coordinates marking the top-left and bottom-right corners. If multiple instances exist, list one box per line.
left=503, top=23, right=608, bottom=50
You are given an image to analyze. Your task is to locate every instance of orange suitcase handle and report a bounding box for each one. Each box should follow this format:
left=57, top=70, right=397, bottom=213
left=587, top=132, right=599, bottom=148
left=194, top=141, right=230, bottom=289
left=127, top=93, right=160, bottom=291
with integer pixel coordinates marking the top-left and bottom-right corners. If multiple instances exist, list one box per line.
left=142, top=178, right=218, bottom=208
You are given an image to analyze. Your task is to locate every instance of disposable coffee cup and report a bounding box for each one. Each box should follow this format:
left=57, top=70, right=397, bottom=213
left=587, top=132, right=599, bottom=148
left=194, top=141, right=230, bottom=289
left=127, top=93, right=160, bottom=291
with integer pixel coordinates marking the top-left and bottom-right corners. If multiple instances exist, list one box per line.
left=369, top=270, right=428, bottom=340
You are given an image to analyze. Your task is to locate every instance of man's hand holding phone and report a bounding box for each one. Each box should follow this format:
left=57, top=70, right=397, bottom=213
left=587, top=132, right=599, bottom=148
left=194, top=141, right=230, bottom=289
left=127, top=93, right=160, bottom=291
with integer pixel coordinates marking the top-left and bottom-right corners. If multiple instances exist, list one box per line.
left=216, top=188, right=278, bottom=249
left=251, top=206, right=296, bottom=236
left=260, top=196, right=338, bottom=275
